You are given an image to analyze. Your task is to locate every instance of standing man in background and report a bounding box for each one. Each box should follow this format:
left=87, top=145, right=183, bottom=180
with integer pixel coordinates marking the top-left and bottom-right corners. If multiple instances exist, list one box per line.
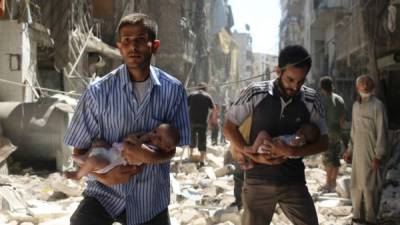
left=344, top=75, right=387, bottom=225
left=188, top=82, right=215, bottom=166
left=319, top=76, right=346, bottom=193
left=209, top=104, right=220, bottom=145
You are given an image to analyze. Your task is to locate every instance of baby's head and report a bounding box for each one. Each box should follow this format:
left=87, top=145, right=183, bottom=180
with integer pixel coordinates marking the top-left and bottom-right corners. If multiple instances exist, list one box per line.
left=296, top=122, right=320, bottom=144
left=148, top=123, right=180, bottom=152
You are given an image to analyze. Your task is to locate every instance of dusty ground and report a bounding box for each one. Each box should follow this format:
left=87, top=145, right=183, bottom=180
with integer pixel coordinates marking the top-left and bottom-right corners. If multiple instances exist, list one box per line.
left=0, top=142, right=399, bottom=225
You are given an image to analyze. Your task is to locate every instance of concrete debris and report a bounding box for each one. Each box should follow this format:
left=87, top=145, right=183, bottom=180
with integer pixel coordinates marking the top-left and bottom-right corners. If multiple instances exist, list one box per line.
left=206, top=145, right=225, bottom=157
left=0, top=137, right=17, bottom=164
left=378, top=135, right=400, bottom=221
left=215, top=222, right=235, bottom=225
left=213, top=207, right=241, bottom=225
left=204, top=166, right=217, bottom=180
left=2, top=141, right=400, bottom=225
left=48, top=173, right=84, bottom=197
left=179, top=162, right=198, bottom=174
left=336, top=176, right=351, bottom=199
left=214, top=164, right=235, bottom=177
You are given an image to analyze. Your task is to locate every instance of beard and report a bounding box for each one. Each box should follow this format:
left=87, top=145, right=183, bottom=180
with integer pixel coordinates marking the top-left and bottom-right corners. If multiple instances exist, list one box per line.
left=278, top=77, right=299, bottom=98
left=358, top=91, right=371, bottom=98
left=125, top=50, right=152, bottom=70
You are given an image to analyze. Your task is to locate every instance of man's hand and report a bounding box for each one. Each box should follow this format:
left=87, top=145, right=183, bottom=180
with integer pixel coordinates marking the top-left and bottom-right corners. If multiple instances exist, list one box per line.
left=372, top=157, right=381, bottom=170
left=122, top=134, right=144, bottom=163
left=243, top=151, right=287, bottom=165
left=72, top=148, right=90, bottom=167
left=234, top=150, right=254, bottom=170
left=243, top=145, right=256, bottom=154
left=343, top=150, right=352, bottom=163
left=122, top=134, right=176, bottom=164
left=264, top=139, right=293, bottom=158
left=92, top=164, right=144, bottom=186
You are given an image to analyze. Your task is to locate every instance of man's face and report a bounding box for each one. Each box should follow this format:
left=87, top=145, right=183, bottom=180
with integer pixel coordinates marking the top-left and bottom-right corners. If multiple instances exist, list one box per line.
left=356, top=77, right=374, bottom=94
left=278, top=65, right=308, bottom=97
left=116, top=24, right=159, bottom=70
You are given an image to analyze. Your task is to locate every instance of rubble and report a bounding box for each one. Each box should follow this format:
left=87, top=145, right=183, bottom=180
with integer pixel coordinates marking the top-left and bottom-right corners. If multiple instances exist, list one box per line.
left=378, top=133, right=400, bottom=222
left=3, top=139, right=400, bottom=225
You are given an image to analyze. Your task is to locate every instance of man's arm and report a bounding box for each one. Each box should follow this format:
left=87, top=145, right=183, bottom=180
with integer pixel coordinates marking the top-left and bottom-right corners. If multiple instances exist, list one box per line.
left=123, top=134, right=176, bottom=164
left=338, top=95, right=346, bottom=130
left=224, top=119, right=286, bottom=166
left=90, top=164, right=144, bottom=186
left=223, top=119, right=248, bottom=152
left=71, top=146, right=143, bottom=186
left=267, top=134, right=328, bottom=158
left=372, top=101, right=388, bottom=169
left=344, top=104, right=355, bottom=163
left=340, top=111, right=346, bottom=130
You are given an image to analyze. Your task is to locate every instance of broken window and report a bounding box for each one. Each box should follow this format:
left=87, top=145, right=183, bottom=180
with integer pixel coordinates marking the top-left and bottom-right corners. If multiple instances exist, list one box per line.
left=9, top=54, right=21, bottom=71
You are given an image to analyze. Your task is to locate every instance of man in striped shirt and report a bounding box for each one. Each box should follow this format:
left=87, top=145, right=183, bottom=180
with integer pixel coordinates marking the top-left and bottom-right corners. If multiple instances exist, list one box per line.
left=64, top=13, right=190, bottom=225
left=224, top=45, right=328, bottom=225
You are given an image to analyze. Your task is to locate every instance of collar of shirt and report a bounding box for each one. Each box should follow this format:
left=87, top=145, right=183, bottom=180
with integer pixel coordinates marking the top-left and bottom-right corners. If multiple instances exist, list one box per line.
left=120, top=64, right=162, bottom=88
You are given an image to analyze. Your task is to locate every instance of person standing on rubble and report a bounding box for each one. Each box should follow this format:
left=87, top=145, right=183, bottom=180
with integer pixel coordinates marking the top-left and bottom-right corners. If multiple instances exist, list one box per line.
left=319, top=76, right=346, bottom=193
left=64, top=13, right=190, bottom=225
left=188, top=82, right=215, bottom=166
left=224, top=45, right=328, bottom=225
left=343, top=75, right=388, bottom=225
left=208, top=103, right=220, bottom=145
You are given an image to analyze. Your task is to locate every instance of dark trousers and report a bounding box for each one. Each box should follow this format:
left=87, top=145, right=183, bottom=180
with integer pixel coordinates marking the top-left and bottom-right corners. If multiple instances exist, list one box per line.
left=242, top=178, right=318, bottom=225
left=190, top=124, right=207, bottom=151
left=234, top=170, right=244, bottom=209
left=211, top=125, right=219, bottom=145
left=70, top=196, right=170, bottom=225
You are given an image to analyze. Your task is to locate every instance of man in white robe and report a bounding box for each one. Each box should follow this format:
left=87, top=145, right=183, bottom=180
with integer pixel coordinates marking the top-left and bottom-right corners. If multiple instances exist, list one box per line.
left=344, top=75, right=388, bottom=225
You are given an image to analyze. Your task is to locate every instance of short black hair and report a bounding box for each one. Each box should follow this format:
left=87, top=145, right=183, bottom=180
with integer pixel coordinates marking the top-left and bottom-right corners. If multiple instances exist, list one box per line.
left=278, top=45, right=312, bottom=73
left=117, top=13, right=158, bottom=41
left=159, top=123, right=180, bottom=148
left=320, top=76, right=333, bottom=93
left=197, top=82, right=208, bottom=91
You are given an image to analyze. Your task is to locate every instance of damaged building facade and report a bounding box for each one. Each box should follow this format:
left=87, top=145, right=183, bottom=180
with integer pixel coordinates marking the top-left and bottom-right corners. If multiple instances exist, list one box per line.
left=0, top=0, right=244, bottom=171
left=280, top=0, right=400, bottom=125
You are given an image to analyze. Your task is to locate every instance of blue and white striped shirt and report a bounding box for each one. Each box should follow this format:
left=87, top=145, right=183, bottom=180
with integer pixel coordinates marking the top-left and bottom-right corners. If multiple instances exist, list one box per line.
left=64, top=64, right=191, bottom=225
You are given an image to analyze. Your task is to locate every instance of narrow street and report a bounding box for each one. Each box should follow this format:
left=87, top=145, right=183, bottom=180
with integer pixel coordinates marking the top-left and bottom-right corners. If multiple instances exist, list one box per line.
left=1, top=0, right=400, bottom=225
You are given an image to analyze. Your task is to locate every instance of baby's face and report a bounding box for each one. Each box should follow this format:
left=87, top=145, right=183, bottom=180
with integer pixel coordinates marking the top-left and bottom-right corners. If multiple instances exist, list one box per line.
left=148, top=126, right=173, bottom=152
left=290, top=134, right=306, bottom=146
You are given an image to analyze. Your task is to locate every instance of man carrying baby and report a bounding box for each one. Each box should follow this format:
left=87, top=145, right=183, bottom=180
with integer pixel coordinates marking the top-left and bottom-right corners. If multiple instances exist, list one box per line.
left=224, top=45, right=328, bottom=225
left=65, top=123, right=180, bottom=180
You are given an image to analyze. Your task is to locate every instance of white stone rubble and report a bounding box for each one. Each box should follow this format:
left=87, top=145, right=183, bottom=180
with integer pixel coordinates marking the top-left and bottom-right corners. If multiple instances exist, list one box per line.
left=1, top=139, right=400, bottom=225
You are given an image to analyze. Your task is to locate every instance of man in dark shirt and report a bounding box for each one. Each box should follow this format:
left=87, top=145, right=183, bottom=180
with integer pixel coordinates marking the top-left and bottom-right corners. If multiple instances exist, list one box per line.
left=224, top=45, right=328, bottom=225
left=188, top=82, right=215, bottom=165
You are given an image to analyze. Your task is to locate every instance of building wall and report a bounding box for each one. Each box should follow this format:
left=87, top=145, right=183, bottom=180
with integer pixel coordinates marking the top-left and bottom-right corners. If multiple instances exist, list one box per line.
left=298, top=0, right=400, bottom=124
left=280, top=0, right=305, bottom=49
left=253, top=53, right=278, bottom=81
left=0, top=21, right=24, bottom=101
left=21, top=23, right=38, bottom=102
left=131, top=0, right=195, bottom=82
left=232, top=32, right=253, bottom=89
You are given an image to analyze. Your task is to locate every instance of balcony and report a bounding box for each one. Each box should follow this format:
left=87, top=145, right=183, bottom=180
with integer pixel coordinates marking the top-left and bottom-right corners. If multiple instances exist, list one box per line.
left=312, top=0, right=350, bottom=27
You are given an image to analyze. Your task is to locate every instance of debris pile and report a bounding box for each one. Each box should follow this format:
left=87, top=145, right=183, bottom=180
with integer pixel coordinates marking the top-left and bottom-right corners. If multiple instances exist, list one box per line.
left=1, top=140, right=400, bottom=225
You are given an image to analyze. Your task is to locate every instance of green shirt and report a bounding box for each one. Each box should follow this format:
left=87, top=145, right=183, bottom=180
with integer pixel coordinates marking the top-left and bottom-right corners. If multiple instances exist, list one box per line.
left=321, top=92, right=345, bottom=139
